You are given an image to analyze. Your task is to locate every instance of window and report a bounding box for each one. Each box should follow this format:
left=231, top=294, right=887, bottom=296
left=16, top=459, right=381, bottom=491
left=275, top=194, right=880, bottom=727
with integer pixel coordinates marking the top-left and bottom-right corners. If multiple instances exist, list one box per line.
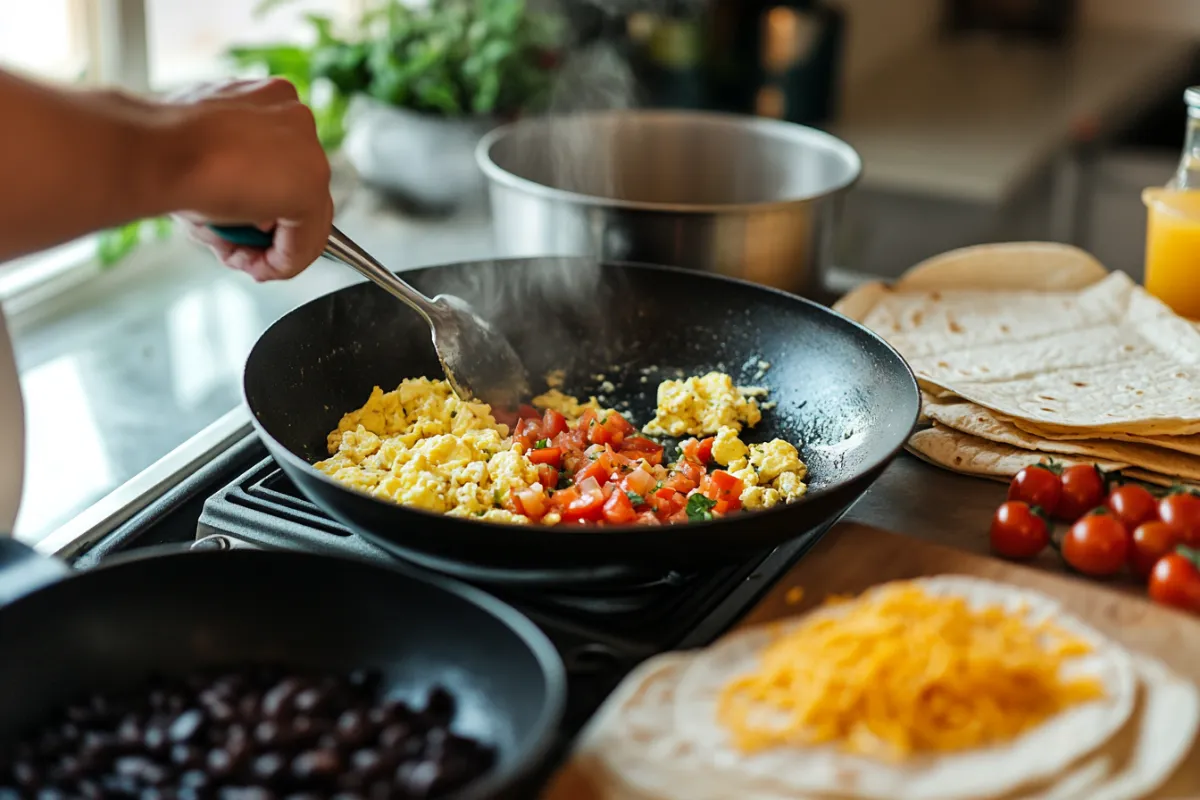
left=0, top=0, right=366, bottom=544
left=0, top=0, right=92, bottom=82
left=146, top=0, right=359, bottom=89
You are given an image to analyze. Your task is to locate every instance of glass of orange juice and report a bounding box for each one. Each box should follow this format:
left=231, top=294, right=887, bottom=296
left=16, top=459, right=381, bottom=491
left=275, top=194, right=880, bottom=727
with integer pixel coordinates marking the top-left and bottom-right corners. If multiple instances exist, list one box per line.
left=1142, top=187, right=1200, bottom=320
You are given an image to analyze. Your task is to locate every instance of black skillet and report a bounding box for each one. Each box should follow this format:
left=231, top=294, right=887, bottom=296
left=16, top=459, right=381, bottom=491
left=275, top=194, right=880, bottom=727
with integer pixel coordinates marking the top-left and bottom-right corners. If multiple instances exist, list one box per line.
left=239, top=252, right=920, bottom=572
left=0, top=538, right=565, bottom=799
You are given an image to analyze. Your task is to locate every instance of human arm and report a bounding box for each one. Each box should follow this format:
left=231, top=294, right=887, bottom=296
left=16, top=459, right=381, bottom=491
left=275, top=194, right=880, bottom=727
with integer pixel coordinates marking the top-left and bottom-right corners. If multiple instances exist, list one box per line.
left=0, top=71, right=332, bottom=280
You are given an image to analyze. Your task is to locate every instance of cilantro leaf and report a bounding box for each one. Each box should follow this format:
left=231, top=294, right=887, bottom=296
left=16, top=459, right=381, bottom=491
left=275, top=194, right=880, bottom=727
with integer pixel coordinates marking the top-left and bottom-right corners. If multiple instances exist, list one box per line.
left=626, top=491, right=644, bottom=506
left=686, top=494, right=717, bottom=522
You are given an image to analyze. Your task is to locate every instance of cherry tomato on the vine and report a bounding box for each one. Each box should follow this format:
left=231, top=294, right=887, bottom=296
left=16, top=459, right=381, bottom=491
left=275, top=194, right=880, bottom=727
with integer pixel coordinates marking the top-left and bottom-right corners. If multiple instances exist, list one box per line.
left=1105, top=483, right=1157, bottom=530
left=990, top=501, right=1050, bottom=560
left=1008, top=464, right=1061, bottom=512
left=1129, top=521, right=1180, bottom=580
left=1055, top=465, right=1106, bottom=521
left=1158, top=492, right=1200, bottom=547
left=1062, top=510, right=1128, bottom=577
left=1148, top=548, right=1200, bottom=614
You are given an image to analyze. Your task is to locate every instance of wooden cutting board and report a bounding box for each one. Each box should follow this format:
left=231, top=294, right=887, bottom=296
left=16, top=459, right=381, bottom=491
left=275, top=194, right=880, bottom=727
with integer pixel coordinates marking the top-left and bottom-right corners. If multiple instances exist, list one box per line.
left=734, top=521, right=1200, bottom=798
left=544, top=521, right=1200, bottom=800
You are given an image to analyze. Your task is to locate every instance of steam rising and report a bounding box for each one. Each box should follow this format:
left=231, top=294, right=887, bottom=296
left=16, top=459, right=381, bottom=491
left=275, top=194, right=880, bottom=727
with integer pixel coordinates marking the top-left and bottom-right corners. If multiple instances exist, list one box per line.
left=449, top=1, right=681, bottom=389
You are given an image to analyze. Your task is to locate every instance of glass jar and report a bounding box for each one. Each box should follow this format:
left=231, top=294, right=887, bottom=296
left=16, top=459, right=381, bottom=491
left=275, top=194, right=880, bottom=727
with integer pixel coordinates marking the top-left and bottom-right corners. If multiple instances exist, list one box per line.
left=1142, top=86, right=1200, bottom=319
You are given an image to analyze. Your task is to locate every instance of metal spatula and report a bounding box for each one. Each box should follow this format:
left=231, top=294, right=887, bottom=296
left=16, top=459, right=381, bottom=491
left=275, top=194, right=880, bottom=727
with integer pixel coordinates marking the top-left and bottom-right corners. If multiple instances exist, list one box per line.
left=211, top=224, right=529, bottom=413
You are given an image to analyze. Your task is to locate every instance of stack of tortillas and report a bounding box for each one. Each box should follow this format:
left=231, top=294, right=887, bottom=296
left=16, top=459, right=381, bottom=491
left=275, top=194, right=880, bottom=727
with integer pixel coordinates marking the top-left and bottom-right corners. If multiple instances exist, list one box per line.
left=832, top=242, right=1200, bottom=487
left=543, top=577, right=1199, bottom=800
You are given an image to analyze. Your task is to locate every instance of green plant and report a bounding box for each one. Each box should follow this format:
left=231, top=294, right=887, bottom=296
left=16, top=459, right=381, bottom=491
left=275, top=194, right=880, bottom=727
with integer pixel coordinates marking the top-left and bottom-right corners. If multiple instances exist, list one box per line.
left=98, top=0, right=561, bottom=266
left=233, top=0, right=561, bottom=127
left=96, top=217, right=174, bottom=268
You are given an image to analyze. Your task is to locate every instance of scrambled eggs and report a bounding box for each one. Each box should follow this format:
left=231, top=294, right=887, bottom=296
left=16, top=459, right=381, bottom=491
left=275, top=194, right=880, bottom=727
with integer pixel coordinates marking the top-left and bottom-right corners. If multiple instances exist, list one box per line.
left=643, top=371, right=765, bottom=437
left=317, top=371, right=808, bottom=523
left=712, top=427, right=809, bottom=510
left=315, top=379, right=536, bottom=523
left=530, top=389, right=608, bottom=420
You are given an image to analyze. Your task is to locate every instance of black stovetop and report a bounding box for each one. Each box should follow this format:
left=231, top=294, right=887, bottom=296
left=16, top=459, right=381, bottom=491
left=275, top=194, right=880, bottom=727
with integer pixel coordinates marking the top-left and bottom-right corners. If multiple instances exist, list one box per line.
left=73, top=433, right=838, bottom=791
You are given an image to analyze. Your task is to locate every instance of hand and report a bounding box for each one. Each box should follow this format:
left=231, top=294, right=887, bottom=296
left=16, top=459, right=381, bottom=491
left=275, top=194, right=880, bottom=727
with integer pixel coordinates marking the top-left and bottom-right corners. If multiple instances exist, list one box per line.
left=168, top=79, right=333, bottom=281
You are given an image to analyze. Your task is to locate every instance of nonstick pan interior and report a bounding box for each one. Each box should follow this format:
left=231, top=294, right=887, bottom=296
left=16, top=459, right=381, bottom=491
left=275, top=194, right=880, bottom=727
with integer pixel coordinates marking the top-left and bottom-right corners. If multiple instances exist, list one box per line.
left=0, top=549, right=565, bottom=799
left=244, top=258, right=919, bottom=568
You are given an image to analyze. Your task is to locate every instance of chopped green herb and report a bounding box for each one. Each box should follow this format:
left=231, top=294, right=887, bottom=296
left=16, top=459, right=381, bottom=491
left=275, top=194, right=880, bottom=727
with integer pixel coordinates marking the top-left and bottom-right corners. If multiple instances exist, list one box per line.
left=686, top=494, right=718, bottom=522
left=493, top=489, right=503, bottom=506
left=534, top=438, right=550, bottom=449
left=655, top=481, right=664, bottom=490
left=557, top=473, right=573, bottom=490
left=626, top=491, right=645, bottom=506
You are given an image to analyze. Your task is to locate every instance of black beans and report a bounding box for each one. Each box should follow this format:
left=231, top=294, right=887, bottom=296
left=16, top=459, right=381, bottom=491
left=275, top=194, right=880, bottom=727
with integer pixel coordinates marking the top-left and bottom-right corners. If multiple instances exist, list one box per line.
left=0, top=667, right=495, bottom=799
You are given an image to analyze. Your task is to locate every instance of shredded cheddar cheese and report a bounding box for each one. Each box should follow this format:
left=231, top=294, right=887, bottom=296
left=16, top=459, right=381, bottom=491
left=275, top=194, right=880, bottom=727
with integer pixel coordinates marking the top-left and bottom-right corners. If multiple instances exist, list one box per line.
left=716, top=584, right=1105, bottom=760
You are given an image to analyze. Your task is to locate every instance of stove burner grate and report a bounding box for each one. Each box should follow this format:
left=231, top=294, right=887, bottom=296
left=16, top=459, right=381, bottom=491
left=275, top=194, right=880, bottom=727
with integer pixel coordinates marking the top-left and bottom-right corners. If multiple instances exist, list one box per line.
left=197, top=458, right=834, bottom=648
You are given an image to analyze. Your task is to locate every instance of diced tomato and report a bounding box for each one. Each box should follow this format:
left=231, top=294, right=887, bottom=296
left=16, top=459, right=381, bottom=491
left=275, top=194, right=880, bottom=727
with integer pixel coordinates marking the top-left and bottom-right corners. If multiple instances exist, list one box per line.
left=601, top=412, right=637, bottom=445
left=576, top=448, right=624, bottom=484
left=514, top=417, right=543, bottom=449
left=553, top=428, right=587, bottom=451
left=518, top=404, right=541, bottom=420
left=516, top=488, right=547, bottom=520
left=679, top=437, right=715, bottom=464
left=664, top=473, right=697, bottom=494
left=575, top=459, right=608, bottom=486
left=536, top=464, right=558, bottom=489
left=709, top=469, right=743, bottom=497
left=652, top=487, right=686, bottom=520
left=587, top=422, right=613, bottom=446
left=603, top=490, right=637, bottom=524
left=559, top=481, right=605, bottom=522
left=620, top=437, right=665, bottom=466
left=542, top=409, right=568, bottom=438
left=635, top=511, right=662, bottom=526
left=703, top=470, right=744, bottom=514
left=676, top=460, right=706, bottom=485
left=622, top=466, right=658, bottom=497
left=529, top=446, right=561, bottom=467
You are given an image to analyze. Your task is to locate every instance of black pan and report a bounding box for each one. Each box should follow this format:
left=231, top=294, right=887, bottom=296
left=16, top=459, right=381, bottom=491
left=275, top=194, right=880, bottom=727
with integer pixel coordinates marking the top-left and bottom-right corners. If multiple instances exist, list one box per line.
left=0, top=539, right=565, bottom=798
left=244, top=257, right=919, bottom=571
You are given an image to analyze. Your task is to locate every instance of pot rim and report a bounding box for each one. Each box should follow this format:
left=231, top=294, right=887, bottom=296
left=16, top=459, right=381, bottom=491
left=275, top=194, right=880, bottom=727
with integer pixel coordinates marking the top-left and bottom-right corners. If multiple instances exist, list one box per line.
left=474, top=109, right=862, bottom=215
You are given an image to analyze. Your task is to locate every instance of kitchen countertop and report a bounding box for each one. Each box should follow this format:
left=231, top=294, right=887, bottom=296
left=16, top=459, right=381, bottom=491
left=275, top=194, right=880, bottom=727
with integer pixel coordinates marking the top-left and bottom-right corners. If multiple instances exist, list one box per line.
left=833, top=27, right=1197, bottom=204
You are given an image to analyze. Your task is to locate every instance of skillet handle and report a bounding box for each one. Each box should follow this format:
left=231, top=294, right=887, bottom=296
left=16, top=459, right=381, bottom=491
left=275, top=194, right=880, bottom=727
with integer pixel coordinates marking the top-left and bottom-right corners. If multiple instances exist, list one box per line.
left=0, top=537, right=70, bottom=607
left=207, top=225, right=274, bottom=249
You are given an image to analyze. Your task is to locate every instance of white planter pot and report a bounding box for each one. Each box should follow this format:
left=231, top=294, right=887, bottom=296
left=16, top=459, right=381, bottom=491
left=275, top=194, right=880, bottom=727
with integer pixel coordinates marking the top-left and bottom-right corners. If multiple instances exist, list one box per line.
left=342, top=96, right=497, bottom=212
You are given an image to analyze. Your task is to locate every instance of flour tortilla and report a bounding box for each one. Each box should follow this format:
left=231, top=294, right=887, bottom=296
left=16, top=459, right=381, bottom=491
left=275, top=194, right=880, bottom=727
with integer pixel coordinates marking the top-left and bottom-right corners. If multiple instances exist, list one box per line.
left=833, top=243, right=1109, bottom=324
left=894, top=242, right=1111, bottom=294
left=921, top=394, right=1200, bottom=481
left=1001, top=415, right=1200, bottom=459
left=666, top=576, right=1137, bottom=800
left=834, top=242, right=1200, bottom=436
left=552, top=580, right=1196, bottom=800
left=906, top=426, right=1199, bottom=489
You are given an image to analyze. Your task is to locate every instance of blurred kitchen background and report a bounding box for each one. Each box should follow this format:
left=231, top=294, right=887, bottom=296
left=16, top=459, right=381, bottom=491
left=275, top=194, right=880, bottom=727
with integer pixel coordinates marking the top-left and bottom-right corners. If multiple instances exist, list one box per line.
left=0, top=0, right=1197, bottom=543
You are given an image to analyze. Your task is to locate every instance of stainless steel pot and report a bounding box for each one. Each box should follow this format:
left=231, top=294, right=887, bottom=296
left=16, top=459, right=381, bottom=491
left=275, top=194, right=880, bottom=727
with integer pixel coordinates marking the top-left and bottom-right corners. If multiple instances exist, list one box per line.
left=475, top=110, right=861, bottom=295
